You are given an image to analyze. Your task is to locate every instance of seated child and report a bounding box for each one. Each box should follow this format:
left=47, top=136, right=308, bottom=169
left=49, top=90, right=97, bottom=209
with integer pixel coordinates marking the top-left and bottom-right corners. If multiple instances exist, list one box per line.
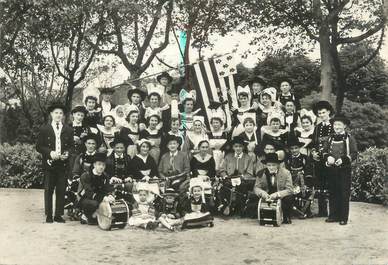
left=156, top=188, right=183, bottom=231
left=128, top=183, right=159, bottom=230
left=181, top=178, right=214, bottom=229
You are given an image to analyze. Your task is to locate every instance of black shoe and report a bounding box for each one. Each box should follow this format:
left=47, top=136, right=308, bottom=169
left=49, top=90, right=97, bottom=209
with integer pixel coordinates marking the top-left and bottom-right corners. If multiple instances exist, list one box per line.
left=339, top=221, right=347, bottom=225
left=46, top=216, right=53, bottom=223
left=325, top=218, right=337, bottom=223
left=87, top=217, right=98, bottom=225
left=54, top=216, right=66, bottom=223
left=282, top=217, right=292, bottom=224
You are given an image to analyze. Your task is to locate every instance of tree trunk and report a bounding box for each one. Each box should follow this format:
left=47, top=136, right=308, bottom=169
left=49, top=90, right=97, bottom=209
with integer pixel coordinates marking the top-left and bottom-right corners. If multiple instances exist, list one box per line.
left=65, top=81, right=75, bottom=121
left=319, top=24, right=333, bottom=101
left=331, top=43, right=347, bottom=113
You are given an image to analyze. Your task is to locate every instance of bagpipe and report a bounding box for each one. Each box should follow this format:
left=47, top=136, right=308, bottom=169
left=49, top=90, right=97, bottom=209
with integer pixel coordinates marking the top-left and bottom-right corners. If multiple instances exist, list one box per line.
left=64, top=177, right=81, bottom=221
left=292, top=187, right=329, bottom=218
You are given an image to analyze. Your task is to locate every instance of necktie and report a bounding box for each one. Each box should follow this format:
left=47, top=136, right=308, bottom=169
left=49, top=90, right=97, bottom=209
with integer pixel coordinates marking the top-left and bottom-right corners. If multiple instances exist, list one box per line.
left=56, top=122, right=60, bottom=130
left=236, top=155, right=241, bottom=171
left=170, top=154, right=175, bottom=172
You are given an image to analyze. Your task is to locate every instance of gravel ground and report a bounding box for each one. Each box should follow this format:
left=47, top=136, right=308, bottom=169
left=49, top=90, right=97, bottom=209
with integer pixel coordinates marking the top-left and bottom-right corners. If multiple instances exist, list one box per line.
left=0, top=188, right=387, bottom=265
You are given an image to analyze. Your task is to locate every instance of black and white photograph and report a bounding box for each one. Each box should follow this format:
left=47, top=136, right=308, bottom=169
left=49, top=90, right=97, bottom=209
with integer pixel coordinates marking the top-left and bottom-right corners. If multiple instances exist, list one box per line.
left=0, top=0, right=388, bottom=264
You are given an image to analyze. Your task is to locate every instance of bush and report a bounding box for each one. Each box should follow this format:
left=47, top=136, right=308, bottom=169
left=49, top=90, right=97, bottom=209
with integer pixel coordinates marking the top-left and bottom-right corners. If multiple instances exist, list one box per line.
left=301, top=92, right=388, bottom=151
left=0, top=143, right=44, bottom=188
left=351, top=147, right=388, bottom=204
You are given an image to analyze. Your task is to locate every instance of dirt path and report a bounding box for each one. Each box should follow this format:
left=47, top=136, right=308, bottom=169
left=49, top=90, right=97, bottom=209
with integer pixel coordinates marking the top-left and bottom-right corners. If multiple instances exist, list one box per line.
left=0, top=188, right=387, bottom=265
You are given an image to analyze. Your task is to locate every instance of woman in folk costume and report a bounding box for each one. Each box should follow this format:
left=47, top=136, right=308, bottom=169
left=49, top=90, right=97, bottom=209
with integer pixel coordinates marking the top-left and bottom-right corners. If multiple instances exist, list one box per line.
left=123, top=87, right=147, bottom=130
left=154, top=71, right=173, bottom=105
left=113, top=105, right=130, bottom=130
left=179, top=92, right=202, bottom=133
left=237, top=112, right=261, bottom=158
left=249, top=75, right=267, bottom=107
left=139, top=114, right=163, bottom=163
left=96, top=115, right=119, bottom=156
left=231, top=85, right=256, bottom=137
left=182, top=116, right=209, bottom=158
left=128, top=182, right=159, bottom=230
left=144, top=88, right=169, bottom=130
left=294, top=109, right=316, bottom=156
left=207, top=111, right=229, bottom=171
left=99, top=87, right=116, bottom=117
left=130, top=139, right=159, bottom=181
left=256, top=87, right=283, bottom=129
left=261, top=112, right=287, bottom=151
left=83, top=95, right=102, bottom=130
left=118, top=106, right=141, bottom=158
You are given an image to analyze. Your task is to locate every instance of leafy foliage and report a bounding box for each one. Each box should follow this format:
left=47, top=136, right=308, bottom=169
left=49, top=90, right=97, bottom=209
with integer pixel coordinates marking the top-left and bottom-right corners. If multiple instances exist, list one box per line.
left=0, top=143, right=44, bottom=188
left=351, top=147, right=388, bottom=204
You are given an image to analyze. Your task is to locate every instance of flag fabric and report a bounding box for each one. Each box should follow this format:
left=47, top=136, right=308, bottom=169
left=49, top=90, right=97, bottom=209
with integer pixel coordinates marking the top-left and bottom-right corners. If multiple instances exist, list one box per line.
left=190, top=54, right=238, bottom=129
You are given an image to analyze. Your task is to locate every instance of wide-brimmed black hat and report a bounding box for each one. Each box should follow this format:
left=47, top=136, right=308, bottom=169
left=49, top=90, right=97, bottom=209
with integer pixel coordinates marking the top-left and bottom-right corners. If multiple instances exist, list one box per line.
left=83, top=133, right=99, bottom=143
left=208, top=101, right=223, bottom=110
left=93, top=152, right=107, bottom=163
left=156, top=72, right=173, bottom=84
left=110, top=137, right=128, bottom=148
left=313, top=100, right=334, bottom=115
left=165, top=134, right=181, bottom=145
left=279, top=78, right=294, bottom=87
left=231, top=136, right=247, bottom=146
left=71, top=105, right=87, bottom=115
left=127, top=88, right=146, bottom=101
left=331, top=114, right=350, bottom=126
left=163, top=188, right=178, bottom=198
left=287, top=136, right=304, bottom=148
left=47, top=101, right=67, bottom=113
left=100, top=87, right=115, bottom=94
left=261, top=153, right=281, bottom=164
left=249, top=75, right=267, bottom=87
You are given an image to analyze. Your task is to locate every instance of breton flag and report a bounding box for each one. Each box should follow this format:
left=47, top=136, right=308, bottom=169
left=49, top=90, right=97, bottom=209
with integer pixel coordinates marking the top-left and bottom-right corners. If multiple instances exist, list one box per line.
left=190, top=54, right=238, bottom=129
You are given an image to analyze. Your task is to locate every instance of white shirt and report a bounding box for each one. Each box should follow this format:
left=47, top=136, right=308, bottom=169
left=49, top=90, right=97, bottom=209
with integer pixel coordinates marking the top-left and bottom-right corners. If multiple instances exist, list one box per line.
left=170, top=151, right=178, bottom=157
left=115, top=153, right=124, bottom=159
left=51, top=121, right=63, bottom=154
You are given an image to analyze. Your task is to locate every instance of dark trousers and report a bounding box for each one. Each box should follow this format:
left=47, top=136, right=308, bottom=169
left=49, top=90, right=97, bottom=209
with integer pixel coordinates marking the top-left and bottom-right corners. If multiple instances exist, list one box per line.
left=79, top=198, right=99, bottom=218
left=44, top=166, right=66, bottom=216
left=327, top=166, right=351, bottom=222
left=314, top=162, right=329, bottom=216
left=281, top=195, right=293, bottom=219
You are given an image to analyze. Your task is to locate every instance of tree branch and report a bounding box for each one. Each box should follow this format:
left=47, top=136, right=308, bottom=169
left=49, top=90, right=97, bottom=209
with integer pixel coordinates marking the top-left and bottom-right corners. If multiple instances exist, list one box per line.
left=337, top=20, right=385, bottom=44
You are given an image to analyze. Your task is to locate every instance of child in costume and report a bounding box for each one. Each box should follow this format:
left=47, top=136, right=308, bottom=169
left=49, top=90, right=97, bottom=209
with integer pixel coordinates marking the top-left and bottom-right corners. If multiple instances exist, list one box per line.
left=128, top=182, right=159, bottom=230
left=294, top=109, right=316, bottom=156
left=181, top=178, right=214, bottom=229
left=323, top=114, right=357, bottom=225
left=156, top=188, right=183, bottom=231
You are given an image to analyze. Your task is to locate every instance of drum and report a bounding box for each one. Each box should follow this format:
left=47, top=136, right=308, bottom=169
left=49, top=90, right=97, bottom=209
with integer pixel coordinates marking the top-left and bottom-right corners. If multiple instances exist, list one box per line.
left=182, top=212, right=214, bottom=229
left=257, top=198, right=282, bottom=227
left=97, top=199, right=129, bottom=230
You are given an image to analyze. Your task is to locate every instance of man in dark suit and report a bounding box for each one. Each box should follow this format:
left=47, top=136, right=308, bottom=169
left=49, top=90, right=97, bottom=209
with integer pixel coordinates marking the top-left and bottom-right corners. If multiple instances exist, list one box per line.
left=36, top=101, right=74, bottom=223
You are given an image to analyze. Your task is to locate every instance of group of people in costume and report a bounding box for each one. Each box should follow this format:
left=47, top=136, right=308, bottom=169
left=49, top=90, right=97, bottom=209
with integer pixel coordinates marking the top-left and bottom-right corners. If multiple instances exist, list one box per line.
left=36, top=72, right=357, bottom=230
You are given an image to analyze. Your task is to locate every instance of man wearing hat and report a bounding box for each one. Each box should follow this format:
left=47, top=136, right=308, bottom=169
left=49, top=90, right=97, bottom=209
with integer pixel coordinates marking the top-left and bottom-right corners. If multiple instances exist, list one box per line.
left=254, top=153, right=294, bottom=224
left=311, top=100, right=334, bottom=217
left=72, top=133, right=99, bottom=180
left=77, top=152, right=114, bottom=224
left=124, top=87, right=147, bottom=128
left=105, top=137, right=133, bottom=197
left=323, top=114, right=357, bottom=225
left=99, top=87, right=116, bottom=117
left=36, top=101, right=74, bottom=223
left=159, top=135, right=190, bottom=181
left=249, top=75, right=267, bottom=106
left=218, top=136, right=255, bottom=216
left=276, top=78, right=301, bottom=111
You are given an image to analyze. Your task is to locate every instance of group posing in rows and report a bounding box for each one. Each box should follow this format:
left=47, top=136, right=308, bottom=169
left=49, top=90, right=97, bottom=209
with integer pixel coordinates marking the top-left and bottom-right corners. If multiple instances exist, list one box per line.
left=36, top=72, right=357, bottom=230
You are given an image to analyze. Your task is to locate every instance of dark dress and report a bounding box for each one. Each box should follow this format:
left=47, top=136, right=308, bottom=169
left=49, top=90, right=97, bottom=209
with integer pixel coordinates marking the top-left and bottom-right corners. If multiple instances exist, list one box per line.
left=130, top=154, right=158, bottom=180
left=190, top=155, right=216, bottom=180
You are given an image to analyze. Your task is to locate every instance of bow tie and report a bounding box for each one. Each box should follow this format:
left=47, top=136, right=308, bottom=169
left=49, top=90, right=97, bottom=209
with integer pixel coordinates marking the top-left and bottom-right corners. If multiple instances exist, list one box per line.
left=235, top=153, right=242, bottom=159
left=333, top=134, right=346, bottom=141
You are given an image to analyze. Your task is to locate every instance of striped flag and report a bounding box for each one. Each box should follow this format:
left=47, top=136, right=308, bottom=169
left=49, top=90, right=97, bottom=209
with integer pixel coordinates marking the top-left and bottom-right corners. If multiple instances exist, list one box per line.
left=190, top=54, right=238, bottom=129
